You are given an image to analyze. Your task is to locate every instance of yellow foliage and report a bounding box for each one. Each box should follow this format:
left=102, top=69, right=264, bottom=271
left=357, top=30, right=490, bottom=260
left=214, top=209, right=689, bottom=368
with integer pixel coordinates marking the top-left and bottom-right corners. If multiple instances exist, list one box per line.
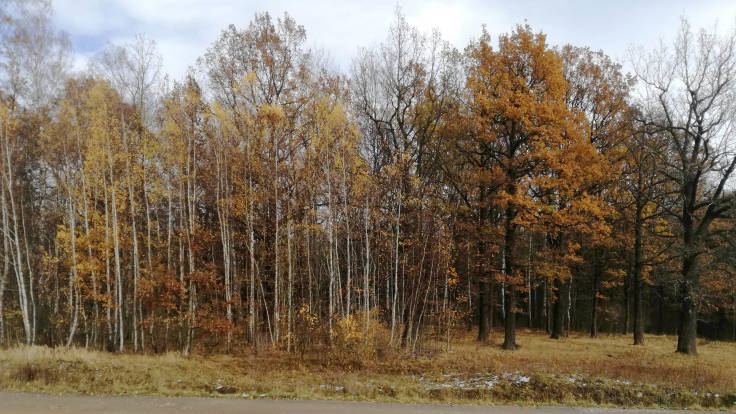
left=329, top=310, right=389, bottom=370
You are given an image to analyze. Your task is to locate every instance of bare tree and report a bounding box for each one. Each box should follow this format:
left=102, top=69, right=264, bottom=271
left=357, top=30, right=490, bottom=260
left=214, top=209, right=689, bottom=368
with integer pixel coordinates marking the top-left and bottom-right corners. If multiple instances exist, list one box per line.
left=92, top=34, right=162, bottom=126
left=633, top=19, right=736, bottom=355
left=0, top=0, right=71, bottom=109
left=350, top=7, right=461, bottom=345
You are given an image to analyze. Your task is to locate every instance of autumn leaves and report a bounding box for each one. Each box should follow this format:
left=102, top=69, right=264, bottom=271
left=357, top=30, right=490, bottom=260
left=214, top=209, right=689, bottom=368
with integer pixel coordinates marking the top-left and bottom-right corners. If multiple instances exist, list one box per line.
left=1, top=5, right=735, bottom=356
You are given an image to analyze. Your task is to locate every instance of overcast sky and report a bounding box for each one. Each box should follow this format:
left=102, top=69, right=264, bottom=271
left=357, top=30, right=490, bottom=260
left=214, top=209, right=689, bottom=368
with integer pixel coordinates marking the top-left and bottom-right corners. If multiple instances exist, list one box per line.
left=51, top=0, right=736, bottom=80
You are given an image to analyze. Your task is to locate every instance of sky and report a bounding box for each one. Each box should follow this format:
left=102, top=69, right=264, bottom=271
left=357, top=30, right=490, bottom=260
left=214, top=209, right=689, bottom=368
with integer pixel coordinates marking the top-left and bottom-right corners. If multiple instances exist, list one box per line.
left=51, top=0, right=736, bottom=80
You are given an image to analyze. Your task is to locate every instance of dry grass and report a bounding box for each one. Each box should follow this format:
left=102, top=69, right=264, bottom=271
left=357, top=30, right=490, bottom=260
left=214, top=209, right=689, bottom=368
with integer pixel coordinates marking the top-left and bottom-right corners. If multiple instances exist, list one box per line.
left=1, top=330, right=734, bottom=409
left=425, top=330, right=736, bottom=392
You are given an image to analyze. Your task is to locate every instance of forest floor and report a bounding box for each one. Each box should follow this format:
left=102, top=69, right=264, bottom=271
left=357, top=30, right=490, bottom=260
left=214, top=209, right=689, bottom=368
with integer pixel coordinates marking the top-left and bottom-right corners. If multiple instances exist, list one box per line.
left=0, top=330, right=735, bottom=410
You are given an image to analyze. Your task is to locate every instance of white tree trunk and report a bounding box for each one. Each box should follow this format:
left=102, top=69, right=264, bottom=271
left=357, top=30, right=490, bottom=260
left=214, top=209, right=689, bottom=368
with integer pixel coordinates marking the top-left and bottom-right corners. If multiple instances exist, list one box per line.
left=2, top=133, right=31, bottom=344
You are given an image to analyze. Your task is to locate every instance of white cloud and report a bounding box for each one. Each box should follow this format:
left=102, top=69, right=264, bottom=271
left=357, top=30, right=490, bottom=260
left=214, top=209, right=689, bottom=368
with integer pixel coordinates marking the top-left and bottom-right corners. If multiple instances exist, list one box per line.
left=51, top=0, right=736, bottom=81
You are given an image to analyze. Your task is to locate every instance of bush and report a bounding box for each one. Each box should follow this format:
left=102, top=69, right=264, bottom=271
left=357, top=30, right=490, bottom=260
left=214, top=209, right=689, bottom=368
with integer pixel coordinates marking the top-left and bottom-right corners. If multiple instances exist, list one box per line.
left=294, top=303, right=320, bottom=357
left=329, top=310, right=389, bottom=369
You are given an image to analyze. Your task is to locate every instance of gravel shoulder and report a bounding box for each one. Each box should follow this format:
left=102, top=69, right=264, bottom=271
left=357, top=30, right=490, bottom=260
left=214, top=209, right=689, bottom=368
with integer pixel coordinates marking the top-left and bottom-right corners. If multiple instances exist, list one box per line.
left=0, top=391, right=711, bottom=414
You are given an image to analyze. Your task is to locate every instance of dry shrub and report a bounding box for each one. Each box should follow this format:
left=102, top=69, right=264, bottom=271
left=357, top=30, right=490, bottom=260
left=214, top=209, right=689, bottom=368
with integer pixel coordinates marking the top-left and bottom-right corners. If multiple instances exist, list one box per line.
left=294, top=303, right=320, bottom=356
left=11, top=363, right=58, bottom=384
left=329, top=311, right=390, bottom=369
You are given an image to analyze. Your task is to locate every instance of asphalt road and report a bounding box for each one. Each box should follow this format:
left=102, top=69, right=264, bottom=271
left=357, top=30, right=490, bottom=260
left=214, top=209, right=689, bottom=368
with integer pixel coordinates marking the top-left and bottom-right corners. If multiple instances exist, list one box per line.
left=0, top=391, right=708, bottom=414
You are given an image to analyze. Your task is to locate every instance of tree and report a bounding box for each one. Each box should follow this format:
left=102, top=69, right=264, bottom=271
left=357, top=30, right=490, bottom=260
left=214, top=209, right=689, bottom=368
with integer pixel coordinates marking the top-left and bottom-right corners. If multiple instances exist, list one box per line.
left=0, top=0, right=71, bottom=109
left=466, top=25, right=608, bottom=349
left=351, top=7, right=461, bottom=346
left=633, top=19, right=736, bottom=354
left=92, top=34, right=162, bottom=126
left=559, top=45, right=632, bottom=339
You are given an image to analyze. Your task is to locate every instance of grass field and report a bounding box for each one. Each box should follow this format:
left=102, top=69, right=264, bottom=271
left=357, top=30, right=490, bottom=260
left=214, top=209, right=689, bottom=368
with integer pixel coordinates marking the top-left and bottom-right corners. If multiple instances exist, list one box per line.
left=1, top=330, right=735, bottom=409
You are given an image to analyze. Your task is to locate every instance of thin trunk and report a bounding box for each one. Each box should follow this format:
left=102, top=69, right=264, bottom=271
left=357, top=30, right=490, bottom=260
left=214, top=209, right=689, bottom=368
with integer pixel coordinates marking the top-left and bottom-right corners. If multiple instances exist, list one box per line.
left=287, top=218, right=293, bottom=352
left=477, top=194, right=490, bottom=342
left=390, top=183, right=401, bottom=344
left=248, top=170, right=256, bottom=344
left=183, top=123, right=197, bottom=356
left=306, top=212, right=312, bottom=313
left=66, top=195, right=80, bottom=346
left=3, top=131, right=31, bottom=344
left=102, top=178, right=113, bottom=349
left=623, top=258, right=631, bottom=334
left=633, top=198, right=644, bottom=345
left=122, top=116, right=140, bottom=352
left=543, top=278, right=549, bottom=333
left=142, top=175, right=154, bottom=351
left=107, top=143, right=124, bottom=352
left=443, top=254, right=450, bottom=351
left=363, top=200, right=370, bottom=331
left=215, top=150, right=232, bottom=351
left=273, top=182, right=279, bottom=346
left=20, top=198, right=35, bottom=344
left=341, top=158, right=351, bottom=318
left=326, top=159, right=335, bottom=343
left=502, top=202, right=517, bottom=351
left=166, top=179, right=173, bottom=272
left=0, top=177, right=9, bottom=346
left=76, top=132, right=98, bottom=347
left=590, top=250, right=599, bottom=338
left=527, top=231, right=532, bottom=328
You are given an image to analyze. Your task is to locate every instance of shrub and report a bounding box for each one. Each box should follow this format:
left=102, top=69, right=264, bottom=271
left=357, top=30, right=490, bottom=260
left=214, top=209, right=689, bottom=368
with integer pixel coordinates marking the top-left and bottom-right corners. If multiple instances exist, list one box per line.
left=294, top=303, right=320, bottom=357
left=329, top=310, right=389, bottom=369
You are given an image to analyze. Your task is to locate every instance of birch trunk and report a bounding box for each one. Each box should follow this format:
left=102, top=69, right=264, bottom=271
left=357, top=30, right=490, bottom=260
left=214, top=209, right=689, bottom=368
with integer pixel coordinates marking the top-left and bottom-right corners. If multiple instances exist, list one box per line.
left=66, top=194, right=80, bottom=346
left=106, top=137, right=124, bottom=352
left=363, top=200, right=370, bottom=331
left=122, top=116, right=140, bottom=351
left=2, top=131, right=31, bottom=344
left=102, top=176, right=114, bottom=348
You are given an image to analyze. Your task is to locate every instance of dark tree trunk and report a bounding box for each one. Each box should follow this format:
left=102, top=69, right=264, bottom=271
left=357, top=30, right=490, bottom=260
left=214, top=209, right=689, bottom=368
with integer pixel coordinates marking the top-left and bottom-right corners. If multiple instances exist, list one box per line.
left=633, top=273, right=644, bottom=345
left=545, top=279, right=551, bottom=334
left=657, top=285, right=665, bottom=335
left=536, top=283, right=545, bottom=330
left=478, top=279, right=490, bottom=341
left=676, top=196, right=699, bottom=355
left=477, top=190, right=491, bottom=342
left=633, top=200, right=644, bottom=345
left=551, top=277, right=570, bottom=339
left=732, top=294, right=736, bottom=342
left=676, top=278, right=697, bottom=354
left=568, top=277, right=575, bottom=332
left=623, top=261, right=631, bottom=335
left=502, top=202, right=517, bottom=350
left=400, top=305, right=411, bottom=347
left=503, top=285, right=516, bottom=349
left=590, top=252, right=599, bottom=338
left=489, top=279, right=495, bottom=333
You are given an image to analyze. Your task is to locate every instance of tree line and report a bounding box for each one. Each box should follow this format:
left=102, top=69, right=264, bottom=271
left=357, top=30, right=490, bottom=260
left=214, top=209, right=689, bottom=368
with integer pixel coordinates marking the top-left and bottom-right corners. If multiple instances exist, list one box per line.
left=1, top=1, right=735, bottom=356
